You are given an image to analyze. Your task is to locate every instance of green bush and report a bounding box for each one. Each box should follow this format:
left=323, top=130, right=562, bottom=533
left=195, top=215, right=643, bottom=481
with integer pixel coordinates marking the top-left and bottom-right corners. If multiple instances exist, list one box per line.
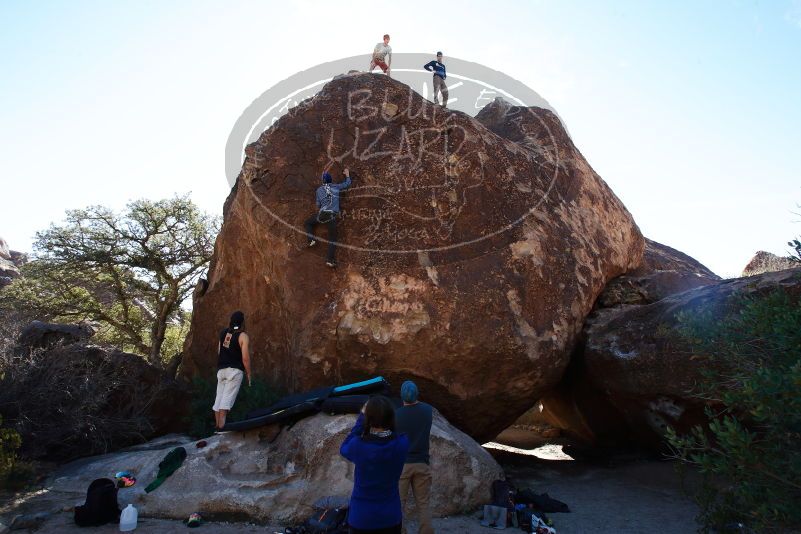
left=0, top=415, right=21, bottom=473
left=186, top=376, right=283, bottom=439
left=667, top=289, right=801, bottom=532
left=0, top=414, right=34, bottom=491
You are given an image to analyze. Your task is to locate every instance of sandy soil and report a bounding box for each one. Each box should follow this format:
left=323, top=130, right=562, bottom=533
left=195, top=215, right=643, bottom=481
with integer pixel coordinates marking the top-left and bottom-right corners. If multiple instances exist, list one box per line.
left=1, top=440, right=700, bottom=533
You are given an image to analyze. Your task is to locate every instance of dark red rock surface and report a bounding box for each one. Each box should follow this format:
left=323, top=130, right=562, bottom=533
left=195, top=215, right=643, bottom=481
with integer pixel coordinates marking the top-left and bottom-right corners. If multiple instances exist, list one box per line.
left=181, top=73, right=643, bottom=441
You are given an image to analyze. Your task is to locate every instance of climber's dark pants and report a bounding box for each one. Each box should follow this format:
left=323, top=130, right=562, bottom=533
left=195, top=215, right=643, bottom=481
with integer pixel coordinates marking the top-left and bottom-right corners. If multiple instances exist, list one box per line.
left=433, top=75, right=448, bottom=106
left=304, top=211, right=338, bottom=262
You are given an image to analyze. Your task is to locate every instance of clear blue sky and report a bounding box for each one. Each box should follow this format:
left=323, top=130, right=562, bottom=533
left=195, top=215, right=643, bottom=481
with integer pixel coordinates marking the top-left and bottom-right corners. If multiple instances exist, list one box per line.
left=1, top=0, right=800, bottom=277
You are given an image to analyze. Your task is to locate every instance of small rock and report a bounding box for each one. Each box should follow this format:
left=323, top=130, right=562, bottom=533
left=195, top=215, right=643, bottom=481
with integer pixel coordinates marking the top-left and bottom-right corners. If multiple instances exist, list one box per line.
left=18, top=320, right=95, bottom=349
left=742, top=250, right=799, bottom=277
left=9, top=250, right=27, bottom=268
left=541, top=427, right=561, bottom=439
left=9, top=512, right=49, bottom=530
left=0, top=257, right=19, bottom=283
left=381, top=102, right=398, bottom=116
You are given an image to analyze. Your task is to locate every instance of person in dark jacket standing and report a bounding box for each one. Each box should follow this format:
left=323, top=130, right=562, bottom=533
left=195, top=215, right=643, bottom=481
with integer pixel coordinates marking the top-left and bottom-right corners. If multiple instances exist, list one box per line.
left=395, top=381, right=434, bottom=534
left=423, top=52, right=447, bottom=107
left=213, top=310, right=251, bottom=430
left=341, top=396, right=410, bottom=534
left=304, top=168, right=352, bottom=268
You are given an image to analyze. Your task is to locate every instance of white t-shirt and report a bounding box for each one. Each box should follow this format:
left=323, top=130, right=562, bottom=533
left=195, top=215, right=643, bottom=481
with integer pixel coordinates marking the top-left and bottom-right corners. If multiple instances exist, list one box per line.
left=373, top=42, right=392, bottom=62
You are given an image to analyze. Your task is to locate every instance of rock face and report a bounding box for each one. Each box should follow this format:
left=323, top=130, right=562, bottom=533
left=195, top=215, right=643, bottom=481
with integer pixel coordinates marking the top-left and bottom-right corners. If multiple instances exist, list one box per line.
left=552, top=268, right=801, bottom=446
left=530, top=240, right=721, bottom=445
left=596, top=239, right=719, bottom=308
left=182, top=73, right=644, bottom=441
left=49, top=411, right=503, bottom=523
left=637, top=238, right=716, bottom=275
left=0, top=236, right=25, bottom=289
left=0, top=236, right=10, bottom=260
left=0, top=237, right=19, bottom=288
left=742, top=250, right=799, bottom=277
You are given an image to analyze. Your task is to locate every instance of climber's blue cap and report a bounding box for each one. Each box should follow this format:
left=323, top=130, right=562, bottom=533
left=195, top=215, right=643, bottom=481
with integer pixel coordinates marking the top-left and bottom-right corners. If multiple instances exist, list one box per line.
left=322, top=172, right=332, bottom=183
left=401, top=381, right=419, bottom=403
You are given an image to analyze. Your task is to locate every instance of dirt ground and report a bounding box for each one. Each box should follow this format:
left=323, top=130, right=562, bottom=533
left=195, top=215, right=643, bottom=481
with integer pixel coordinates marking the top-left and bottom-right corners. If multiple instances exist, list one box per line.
left=1, top=440, right=700, bottom=533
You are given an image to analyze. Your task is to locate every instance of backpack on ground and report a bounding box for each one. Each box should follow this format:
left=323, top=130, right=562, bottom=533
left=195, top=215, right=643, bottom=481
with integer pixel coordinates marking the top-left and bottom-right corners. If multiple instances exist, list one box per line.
left=516, top=506, right=558, bottom=533
left=74, top=477, right=120, bottom=527
left=515, top=488, right=570, bottom=513
left=285, top=507, right=348, bottom=534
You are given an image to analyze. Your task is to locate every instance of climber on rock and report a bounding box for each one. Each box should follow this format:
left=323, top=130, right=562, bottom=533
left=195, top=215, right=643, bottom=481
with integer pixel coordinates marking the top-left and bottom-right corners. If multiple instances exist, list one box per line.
left=423, top=51, right=448, bottom=107
left=213, top=311, right=251, bottom=431
left=304, top=168, right=352, bottom=268
left=369, top=34, right=392, bottom=77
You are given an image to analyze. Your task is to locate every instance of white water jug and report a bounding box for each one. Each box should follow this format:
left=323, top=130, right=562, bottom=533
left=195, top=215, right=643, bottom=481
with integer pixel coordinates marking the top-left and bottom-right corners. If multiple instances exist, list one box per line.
left=119, top=504, right=138, bottom=531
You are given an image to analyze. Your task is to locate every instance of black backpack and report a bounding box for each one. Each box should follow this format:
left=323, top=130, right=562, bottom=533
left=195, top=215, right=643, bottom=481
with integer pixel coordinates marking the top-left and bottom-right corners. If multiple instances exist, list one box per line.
left=515, top=488, right=570, bottom=513
left=74, top=478, right=120, bottom=526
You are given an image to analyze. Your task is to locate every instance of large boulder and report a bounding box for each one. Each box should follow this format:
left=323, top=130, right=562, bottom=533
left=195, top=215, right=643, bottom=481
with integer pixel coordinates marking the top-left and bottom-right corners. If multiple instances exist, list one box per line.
left=18, top=320, right=96, bottom=349
left=49, top=410, right=503, bottom=523
left=741, top=250, right=799, bottom=277
left=182, top=73, right=644, bottom=441
left=570, top=268, right=801, bottom=446
left=498, top=239, right=719, bottom=442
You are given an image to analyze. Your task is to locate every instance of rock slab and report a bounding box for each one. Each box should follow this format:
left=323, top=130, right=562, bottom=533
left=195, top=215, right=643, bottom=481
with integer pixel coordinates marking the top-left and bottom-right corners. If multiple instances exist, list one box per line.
left=49, top=411, right=503, bottom=523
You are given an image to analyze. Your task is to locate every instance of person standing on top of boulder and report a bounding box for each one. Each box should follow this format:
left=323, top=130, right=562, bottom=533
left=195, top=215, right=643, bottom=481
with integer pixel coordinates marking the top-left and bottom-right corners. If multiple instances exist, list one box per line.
left=341, top=396, right=409, bottom=534
left=395, top=381, right=435, bottom=534
left=423, top=52, right=447, bottom=107
left=369, top=34, right=392, bottom=77
left=213, top=311, right=251, bottom=431
left=304, top=168, right=352, bottom=268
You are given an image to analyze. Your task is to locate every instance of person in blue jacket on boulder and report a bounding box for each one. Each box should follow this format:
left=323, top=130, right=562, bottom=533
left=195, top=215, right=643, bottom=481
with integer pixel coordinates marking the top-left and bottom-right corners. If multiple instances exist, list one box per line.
left=423, top=52, right=447, bottom=107
left=341, top=396, right=410, bottom=534
left=304, top=167, right=352, bottom=268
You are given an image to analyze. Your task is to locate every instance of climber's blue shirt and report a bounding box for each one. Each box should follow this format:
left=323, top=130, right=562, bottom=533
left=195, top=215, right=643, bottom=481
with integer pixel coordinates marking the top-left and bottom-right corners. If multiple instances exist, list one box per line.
left=340, top=413, right=410, bottom=530
left=315, top=176, right=351, bottom=213
left=423, top=60, right=446, bottom=79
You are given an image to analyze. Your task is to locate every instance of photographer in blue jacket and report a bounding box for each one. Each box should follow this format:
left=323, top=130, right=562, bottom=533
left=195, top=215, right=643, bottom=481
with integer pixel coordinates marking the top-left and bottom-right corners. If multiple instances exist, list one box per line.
left=340, top=396, right=410, bottom=534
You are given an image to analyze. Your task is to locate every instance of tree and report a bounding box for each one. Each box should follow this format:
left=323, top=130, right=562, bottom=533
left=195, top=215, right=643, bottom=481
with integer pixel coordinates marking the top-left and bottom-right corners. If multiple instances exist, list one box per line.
left=667, top=289, right=801, bottom=532
left=0, top=195, right=219, bottom=366
left=788, top=237, right=801, bottom=262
